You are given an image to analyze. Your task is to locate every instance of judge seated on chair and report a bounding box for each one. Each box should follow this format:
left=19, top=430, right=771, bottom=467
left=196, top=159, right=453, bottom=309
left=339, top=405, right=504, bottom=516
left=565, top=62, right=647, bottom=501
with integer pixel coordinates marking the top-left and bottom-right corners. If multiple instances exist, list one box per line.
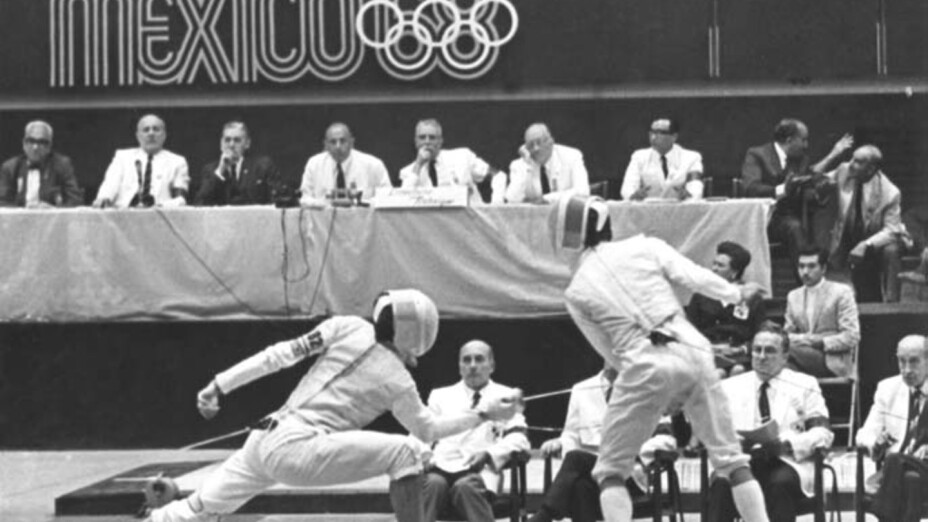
left=856, top=334, right=928, bottom=522
left=708, top=321, right=834, bottom=522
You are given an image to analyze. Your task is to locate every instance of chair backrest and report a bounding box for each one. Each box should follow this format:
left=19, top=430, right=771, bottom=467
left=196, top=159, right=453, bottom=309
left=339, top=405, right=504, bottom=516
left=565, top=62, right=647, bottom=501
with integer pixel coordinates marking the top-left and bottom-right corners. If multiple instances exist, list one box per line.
left=589, top=180, right=610, bottom=199
left=731, top=178, right=744, bottom=198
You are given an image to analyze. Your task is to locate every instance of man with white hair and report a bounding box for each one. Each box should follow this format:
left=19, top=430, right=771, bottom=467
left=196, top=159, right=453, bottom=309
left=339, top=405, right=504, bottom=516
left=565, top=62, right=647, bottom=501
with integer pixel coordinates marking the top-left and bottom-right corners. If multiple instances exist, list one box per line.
left=857, top=334, right=928, bottom=522
left=399, top=118, right=496, bottom=206
left=93, top=113, right=189, bottom=208
left=504, top=123, right=590, bottom=204
left=552, top=194, right=770, bottom=522
left=0, top=120, right=83, bottom=207
left=146, top=289, right=520, bottom=522
left=824, top=144, right=906, bottom=302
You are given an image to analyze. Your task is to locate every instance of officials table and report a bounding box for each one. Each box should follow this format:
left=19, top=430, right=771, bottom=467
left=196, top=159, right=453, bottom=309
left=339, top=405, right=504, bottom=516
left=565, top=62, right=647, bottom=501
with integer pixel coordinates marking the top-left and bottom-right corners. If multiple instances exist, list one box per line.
left=0, top=199, right=772, bottom=321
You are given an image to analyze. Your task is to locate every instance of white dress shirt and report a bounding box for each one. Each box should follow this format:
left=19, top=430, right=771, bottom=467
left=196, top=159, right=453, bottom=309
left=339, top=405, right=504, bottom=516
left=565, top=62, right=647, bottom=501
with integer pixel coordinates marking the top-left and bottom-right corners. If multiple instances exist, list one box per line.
left=299, top=149, right=391, bottom=206
left=505, top=143, right=590, bottom=203
left=399, top=148, right=491, bottom=206
left=721, top=369, right=833, bottom=496
left=96, top=148, right=189, bottom=208
left=620, top=144, right=703, bottom=200
left=425, top=379, right=529, bottom=492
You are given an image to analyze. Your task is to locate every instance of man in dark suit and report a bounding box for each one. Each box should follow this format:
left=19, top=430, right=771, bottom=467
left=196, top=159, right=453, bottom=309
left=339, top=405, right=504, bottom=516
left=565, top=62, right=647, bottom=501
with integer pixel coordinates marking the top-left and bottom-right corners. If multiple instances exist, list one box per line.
left=0, top=120, right=83, bottom=207
left=194, top=121, right=281, bottom=206
left=741, top=119, right=852, bottom=261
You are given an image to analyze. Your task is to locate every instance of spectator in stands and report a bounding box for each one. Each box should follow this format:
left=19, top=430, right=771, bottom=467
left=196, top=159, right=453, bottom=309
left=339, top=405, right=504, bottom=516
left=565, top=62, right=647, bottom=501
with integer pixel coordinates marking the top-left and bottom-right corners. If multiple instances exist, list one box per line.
left=0, top=120, right=82, bottom=207
left=93, top=114, right=189, bottom=208
left=856, top=334, right=928, bottom=522
left=299, top=122, right=391, bottom=206
left=741, top=119, right=852, bottom=262
left=687, top=241, right=766, bottom=377
left=400, top=118, right=496, bottom=206
left=783, top=246, right=860, bottom=378
left=822, top=144, right=907, bottom=302
left=420, top=340, right=529, bottom=522
left=504, top=123, right=589, bottom=204
left=708, top=322, right=833, bottom=522
left=194, top=121, right=281, bottom=206
left=528, top=363, right=678, bottom=522
left=620, top=117, right=703, bottom=201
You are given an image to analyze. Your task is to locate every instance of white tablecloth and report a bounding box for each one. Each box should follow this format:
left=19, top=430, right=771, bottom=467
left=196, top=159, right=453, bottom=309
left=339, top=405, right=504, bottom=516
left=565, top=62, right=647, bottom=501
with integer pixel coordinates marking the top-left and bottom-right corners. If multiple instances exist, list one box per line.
left=0, top=199, right=771, bottom=321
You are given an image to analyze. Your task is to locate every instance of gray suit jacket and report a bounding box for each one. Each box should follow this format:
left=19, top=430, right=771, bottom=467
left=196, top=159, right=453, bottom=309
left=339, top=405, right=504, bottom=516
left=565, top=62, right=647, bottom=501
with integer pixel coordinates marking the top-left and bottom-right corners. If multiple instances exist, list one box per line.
left=784, top=280, right=860, bottom=377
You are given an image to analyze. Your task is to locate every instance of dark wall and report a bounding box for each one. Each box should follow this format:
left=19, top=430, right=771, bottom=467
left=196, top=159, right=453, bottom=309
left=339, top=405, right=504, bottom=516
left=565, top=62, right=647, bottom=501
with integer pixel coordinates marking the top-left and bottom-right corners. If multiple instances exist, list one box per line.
left=2, top=307, right=925, bottom=449
left=0, top=318, right=602, bottom=449
left=1, top=95, right=926, bottom=209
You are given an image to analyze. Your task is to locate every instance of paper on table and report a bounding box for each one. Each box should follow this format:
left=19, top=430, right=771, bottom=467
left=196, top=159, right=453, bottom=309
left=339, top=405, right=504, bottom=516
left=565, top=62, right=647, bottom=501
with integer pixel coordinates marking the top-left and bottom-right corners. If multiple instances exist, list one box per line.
left=737, top=419, right=779, bottom=445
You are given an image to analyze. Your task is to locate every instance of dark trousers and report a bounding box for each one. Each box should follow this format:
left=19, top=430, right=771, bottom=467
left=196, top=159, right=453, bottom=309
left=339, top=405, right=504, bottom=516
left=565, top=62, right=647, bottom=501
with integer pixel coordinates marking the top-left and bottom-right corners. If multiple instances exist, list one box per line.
left=541, top=450, right=645, bottom=522
left=423, top=468, right=494, bottom=522
left=871, top=452, right=928, bottom=522
left=851, top=242, right=902, bottom=303
left=708, top=456, right=804, bottom=522
left=768, top=211, right=806, bottom=263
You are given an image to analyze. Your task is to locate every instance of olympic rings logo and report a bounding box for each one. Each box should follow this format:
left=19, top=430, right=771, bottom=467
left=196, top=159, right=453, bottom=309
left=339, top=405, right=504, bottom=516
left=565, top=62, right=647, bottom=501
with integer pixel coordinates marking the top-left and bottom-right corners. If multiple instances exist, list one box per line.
left=355, top=0, right=519, bottom=80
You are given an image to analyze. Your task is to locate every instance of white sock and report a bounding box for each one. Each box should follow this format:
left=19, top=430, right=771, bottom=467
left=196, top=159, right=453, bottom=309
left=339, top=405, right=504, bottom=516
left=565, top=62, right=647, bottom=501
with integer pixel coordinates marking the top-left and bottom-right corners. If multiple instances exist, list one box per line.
left=599, top=484, right=633, bottom=522
left=731, top=480, right=770, bottom=522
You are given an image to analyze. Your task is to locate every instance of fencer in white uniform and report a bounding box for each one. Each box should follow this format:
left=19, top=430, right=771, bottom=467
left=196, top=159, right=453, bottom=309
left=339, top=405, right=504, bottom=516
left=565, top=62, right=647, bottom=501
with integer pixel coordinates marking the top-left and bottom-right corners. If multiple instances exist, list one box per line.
left=146, top=289, right=519, bottom=522
left=551, top=195, right=771, bottom=522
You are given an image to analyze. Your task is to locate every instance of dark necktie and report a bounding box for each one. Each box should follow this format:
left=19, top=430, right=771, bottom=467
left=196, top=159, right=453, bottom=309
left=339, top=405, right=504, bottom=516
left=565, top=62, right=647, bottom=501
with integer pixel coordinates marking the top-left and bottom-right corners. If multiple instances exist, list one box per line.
left=759, top=381, right=771, bottom=423
left=660, top=155, right=669, bottom=179
left=540, top=165, right=551, bottom=195
left=428, top=160, right=438, bottom=187
left=336, top=162, right=346, bottom=190
left=841, top=181, right=866, bottom=252
left=143, top=154, right=153, bottom=197
left=471, top=390, right=482, bottom=409
left=604, top=382, right=613, bottom=404
left=901, top=389, right=923, bottom=454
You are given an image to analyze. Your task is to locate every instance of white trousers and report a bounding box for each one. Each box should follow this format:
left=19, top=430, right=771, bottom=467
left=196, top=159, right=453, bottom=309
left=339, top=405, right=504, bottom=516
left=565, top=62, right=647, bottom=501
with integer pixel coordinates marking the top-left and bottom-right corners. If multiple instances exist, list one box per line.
left=584, top=316, right=750, bottom=484
left=151, top=417, right=423, bottom=522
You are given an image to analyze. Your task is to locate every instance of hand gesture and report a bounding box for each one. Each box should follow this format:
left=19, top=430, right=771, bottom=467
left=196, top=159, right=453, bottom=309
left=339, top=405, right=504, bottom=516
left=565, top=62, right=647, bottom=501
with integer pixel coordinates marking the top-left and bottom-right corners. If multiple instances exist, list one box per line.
left=849, top=241, right=869, bottom=267
left=831, top=133, right=855, bottom=156
left=630, top=185, right=649, bottom=201
left=463, top=451, right=491, bottom=472
left=416, top=146, right=433, bottom=166
left=518, top=144, right=532, bottom=164
left=480, top=390, right=522, bottom=421
left=540, top=438, right=563, bottom=458
left=196, top=380, right=222, bottom=420
left=738, top=282, right=766, bottom=308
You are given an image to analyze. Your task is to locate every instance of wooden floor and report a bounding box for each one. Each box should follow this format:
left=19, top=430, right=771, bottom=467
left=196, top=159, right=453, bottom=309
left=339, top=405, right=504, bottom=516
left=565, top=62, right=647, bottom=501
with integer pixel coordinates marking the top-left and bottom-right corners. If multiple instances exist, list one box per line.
left=0, top=449, right=882, bottom=522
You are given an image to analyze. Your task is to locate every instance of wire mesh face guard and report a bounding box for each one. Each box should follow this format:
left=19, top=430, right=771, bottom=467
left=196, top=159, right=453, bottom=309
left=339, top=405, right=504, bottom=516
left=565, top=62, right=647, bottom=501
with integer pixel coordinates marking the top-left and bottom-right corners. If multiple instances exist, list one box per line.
left=549, top=194, right=609, bottom=250
left=373, top=289, right=439, bottom=358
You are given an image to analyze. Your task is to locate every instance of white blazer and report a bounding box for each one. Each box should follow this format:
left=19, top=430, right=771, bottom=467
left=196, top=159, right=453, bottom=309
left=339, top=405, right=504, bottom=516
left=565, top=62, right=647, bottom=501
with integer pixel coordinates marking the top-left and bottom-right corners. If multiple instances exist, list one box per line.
left=620, top=144, right=702, bottom=200
left=425, top=380, right=529, bottom=492
left=721, top=369, right=834, bottom=496
left=505, top=143, right=590, bottom=203
left=856, top=375, right=922, bottom=455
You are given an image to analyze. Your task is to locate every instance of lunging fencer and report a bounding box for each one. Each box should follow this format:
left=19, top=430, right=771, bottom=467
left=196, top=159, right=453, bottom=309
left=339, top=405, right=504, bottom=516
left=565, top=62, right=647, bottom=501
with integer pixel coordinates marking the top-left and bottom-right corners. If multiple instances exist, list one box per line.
left=146, top=289, right=520, bottom=522
left=550, top=195, right=771, bottom=522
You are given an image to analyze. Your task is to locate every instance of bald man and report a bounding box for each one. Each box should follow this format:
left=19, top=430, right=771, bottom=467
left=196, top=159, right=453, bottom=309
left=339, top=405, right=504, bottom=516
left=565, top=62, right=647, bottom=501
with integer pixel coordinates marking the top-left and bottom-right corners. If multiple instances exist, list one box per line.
left=299, top=122, right=391, bottom=206
left=857, top=335, right=928, bottom=522
left=505, top=123, right=590, bottom=204
left=93, top=114, right=189, bottom=208
left=0, top=120, right=83, bottom=207
left=420, top=340, right=529, bottom=522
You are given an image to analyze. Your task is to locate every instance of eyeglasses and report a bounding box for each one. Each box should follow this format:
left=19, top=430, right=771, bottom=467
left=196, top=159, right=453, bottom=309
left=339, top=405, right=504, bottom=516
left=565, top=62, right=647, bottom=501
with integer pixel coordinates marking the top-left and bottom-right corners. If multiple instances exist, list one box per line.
left=23, top=137, right=51, bottom=146
left=751, top=346, right=783, bottom=356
